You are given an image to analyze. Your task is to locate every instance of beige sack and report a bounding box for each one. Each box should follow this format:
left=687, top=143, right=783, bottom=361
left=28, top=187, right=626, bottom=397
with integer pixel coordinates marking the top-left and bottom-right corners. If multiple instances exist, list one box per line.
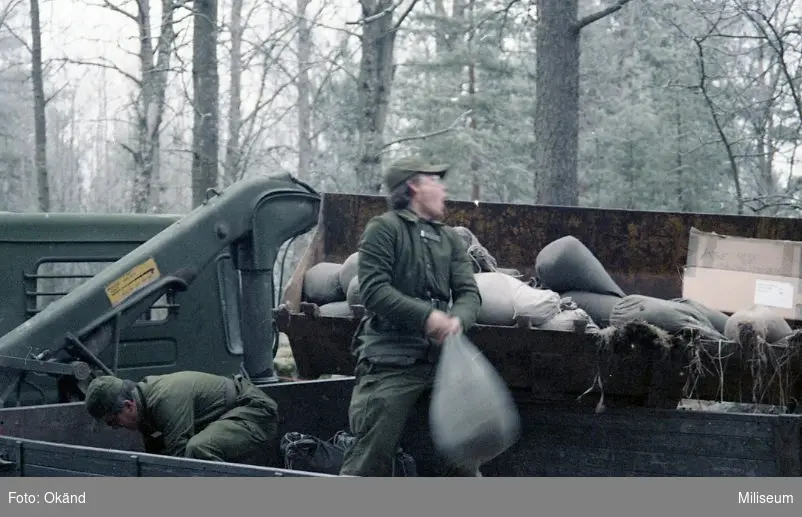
left=504, top=275, right=561, bottom=326
left=346, top=275, right=361, bottom=307
left=536, top=308, right=598, bottom=333
left=318, top=301, right=353, bottom=318
left=338, top=252, right=359, bottom=293
left=474, top=272, right=516, bottom=326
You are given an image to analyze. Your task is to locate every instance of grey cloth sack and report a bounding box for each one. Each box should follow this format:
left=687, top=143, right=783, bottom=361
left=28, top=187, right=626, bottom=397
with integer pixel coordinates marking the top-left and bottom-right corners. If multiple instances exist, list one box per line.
left=303, top=262, right=345, bottom=305
left=429, top=334, right=521, bottom=471
left=534, top=236, right=626, bottom=297
left=671, top=297, right=729, bottom=334
left=610, top=294, right=724, bottom=340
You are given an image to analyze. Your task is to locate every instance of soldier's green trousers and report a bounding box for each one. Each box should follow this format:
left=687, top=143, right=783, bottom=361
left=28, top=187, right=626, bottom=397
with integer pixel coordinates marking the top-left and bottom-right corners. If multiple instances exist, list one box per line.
left=339, top=360, right=481, bottom=477
left=183, top=379, right=279, bottom=467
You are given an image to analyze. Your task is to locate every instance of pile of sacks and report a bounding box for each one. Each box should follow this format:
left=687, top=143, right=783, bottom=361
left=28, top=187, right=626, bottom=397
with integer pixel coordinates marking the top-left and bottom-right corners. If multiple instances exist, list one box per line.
left=301, top=251, right=361, bottom=318
left=530, top=235, right=733, bottom=339
left=299, top=228, right=796, bottom=343
left=534, top=235, right=795, bottom=345
left=299, top=228, right=601, bottom=334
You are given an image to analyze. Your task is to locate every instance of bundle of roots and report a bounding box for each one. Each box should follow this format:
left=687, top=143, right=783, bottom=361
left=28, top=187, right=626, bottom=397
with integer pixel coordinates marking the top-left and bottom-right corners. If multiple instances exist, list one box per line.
left=681, top=321, right=802, bottom=411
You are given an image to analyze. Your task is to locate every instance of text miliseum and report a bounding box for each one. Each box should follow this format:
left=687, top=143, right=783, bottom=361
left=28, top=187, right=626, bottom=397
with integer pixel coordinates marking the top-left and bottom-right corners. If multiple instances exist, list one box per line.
left=739, top=492, right=794, bottom=504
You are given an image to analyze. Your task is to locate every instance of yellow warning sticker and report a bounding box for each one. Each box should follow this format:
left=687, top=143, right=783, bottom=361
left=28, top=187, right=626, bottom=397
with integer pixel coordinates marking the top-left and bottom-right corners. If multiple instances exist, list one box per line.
left=105, top=257, right=161, bottom=306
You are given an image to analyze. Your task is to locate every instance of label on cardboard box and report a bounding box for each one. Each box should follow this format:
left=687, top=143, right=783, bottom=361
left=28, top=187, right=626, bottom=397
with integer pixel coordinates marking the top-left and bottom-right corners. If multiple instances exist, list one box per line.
left=682, top=267, right=802, bottom=320
left=753, top=279, right=794, bottom=309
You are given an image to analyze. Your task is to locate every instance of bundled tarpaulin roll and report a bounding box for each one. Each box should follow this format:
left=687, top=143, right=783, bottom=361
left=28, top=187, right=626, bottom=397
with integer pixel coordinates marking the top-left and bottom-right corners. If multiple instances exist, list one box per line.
left=534, top=236, right=626, bottom=297
left=429, top=333, right=521, bottom=472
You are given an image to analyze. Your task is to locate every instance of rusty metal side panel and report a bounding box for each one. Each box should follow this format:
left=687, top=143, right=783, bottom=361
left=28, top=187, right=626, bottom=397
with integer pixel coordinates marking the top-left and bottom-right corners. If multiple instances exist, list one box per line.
left=277, top=308, right=802, bottom=409
left=316, top=193, right=802, bottom=298
left=276, top=309, right=690, bottom=408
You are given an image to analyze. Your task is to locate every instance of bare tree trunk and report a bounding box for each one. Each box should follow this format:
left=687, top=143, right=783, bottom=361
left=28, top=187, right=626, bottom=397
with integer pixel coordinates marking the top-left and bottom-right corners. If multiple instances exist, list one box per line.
left=192, top=0, right=220, bottom=207
left=533, top=0, right=632, bottom=207
left=29, top=0, right=48, bottom=212
left=149, top=0, right=176, bottom=212
left=296, top=0, right=312, bottom=181
left=354, top=0, right=418, bottom=193
left=130, top=0, right=176, bottom=213
left=466, top=0, right=479, bottom=201
left=223, top=0, right=243, bottom=187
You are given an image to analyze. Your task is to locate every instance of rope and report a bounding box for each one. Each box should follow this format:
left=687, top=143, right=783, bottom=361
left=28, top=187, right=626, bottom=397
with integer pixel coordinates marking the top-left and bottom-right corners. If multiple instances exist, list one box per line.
left=454, top=226, right=498, bottom=272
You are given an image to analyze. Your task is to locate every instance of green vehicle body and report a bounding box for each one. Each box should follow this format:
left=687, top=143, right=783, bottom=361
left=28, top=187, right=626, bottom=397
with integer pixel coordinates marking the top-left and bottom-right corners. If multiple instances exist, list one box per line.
left=0, top=177, right=800, bottom=477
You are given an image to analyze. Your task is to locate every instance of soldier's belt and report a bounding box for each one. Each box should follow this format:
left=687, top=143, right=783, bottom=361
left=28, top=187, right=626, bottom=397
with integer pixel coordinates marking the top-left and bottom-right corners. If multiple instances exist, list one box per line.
left=428, top=298, right=450, bottom=311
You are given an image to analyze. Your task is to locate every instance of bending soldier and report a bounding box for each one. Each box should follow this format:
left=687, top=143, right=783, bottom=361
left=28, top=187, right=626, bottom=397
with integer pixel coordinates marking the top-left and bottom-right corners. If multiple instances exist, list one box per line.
left=84, top=370, right=279, bottom=467
left=339, top=156, right=482, bottom=477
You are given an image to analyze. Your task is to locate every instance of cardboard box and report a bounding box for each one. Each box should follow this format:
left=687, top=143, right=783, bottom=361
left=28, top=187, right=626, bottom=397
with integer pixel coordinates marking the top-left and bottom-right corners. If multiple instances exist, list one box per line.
left=682, top=227, right=802, bottom=320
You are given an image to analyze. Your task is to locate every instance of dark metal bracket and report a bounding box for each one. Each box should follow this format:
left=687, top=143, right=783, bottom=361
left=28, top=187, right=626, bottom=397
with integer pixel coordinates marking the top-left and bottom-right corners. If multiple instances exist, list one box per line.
left=0, top=354, right=91, bottom=379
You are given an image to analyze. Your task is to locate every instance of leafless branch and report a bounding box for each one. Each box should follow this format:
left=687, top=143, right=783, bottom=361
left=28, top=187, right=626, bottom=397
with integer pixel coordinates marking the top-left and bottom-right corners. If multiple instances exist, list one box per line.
left=346, top=0, right=404, bottom=26
left=393, top=0, right=420, bottom=30
left=576, top=0, right=633, bottom=32
left=0, top=0, right=23, bottom=26
left=263, top=0, right=360, bottom=37
left=382, top=109, right=472, bottom=151
left=51, top=57, right=141, bottom=86
left=0, top=18, right=31, bottom=53
left=88, top=0, right=138, bottom=23
left=693, top=31, right=744, bottom=213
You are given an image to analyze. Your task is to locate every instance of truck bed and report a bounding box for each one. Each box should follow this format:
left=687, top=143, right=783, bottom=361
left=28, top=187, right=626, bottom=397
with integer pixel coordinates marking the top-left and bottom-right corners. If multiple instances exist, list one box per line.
left=0, top=438, right=330, bottom=477
left=1, top=377, right=799, bottom=477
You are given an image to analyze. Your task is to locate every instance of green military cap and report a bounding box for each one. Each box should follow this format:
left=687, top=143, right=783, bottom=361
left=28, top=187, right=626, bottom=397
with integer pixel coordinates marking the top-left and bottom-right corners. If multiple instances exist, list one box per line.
left=384, top=156, right=451, bottom=192
left=84, top=375, right=125, bottom=419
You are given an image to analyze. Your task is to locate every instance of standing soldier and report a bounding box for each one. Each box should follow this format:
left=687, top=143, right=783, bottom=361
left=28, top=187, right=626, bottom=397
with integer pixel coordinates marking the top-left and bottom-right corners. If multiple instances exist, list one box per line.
left=339, top=156, right=482, bottom=477
left=84, top=370, right=279, bottom=467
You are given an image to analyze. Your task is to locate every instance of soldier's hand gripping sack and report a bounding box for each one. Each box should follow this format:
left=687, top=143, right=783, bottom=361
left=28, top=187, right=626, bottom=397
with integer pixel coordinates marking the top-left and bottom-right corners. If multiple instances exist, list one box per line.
left=429, top=334, right=521, bottom=469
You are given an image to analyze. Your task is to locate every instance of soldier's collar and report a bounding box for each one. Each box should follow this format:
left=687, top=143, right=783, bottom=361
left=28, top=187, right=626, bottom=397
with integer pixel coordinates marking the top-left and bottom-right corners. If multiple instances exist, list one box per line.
left=396, top=209, right=444, bottom=226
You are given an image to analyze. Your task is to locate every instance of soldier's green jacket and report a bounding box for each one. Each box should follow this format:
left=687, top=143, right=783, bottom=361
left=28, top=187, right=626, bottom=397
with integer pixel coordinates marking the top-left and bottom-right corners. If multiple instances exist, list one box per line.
left=354, top=208, right=482, bottom=363
left=131, top=371, right=265, bottom=457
